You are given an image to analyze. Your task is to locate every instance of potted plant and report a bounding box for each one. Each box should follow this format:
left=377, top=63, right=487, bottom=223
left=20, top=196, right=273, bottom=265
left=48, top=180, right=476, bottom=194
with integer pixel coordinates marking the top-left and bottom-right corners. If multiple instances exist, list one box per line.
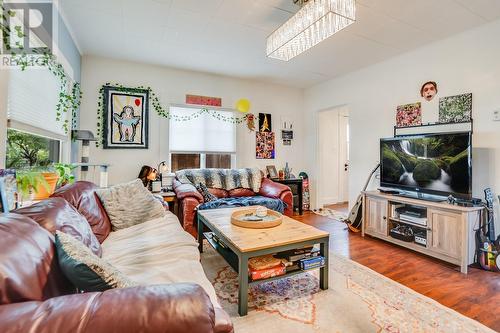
left=16, top=171, right=50, bottom=202
left=35, top=170, right=60, bottom=200
left=54, top=163, right=77, bottom=187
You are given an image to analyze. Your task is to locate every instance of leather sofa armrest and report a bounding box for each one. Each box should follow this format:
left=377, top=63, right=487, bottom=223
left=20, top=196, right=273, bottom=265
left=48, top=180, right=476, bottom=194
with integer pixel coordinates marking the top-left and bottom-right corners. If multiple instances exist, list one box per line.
left=174, top=179, right=203, bottom=202
left=259, top=178, right=294, bottom=217
left=0, top=284, right=227, bottom=333
left=258, top=178, right=290, bottom=199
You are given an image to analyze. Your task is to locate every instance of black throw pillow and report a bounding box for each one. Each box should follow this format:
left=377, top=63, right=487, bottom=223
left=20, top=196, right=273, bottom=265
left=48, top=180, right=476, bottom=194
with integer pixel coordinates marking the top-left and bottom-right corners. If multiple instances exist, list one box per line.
left=196, top=183, right=218, bottom=202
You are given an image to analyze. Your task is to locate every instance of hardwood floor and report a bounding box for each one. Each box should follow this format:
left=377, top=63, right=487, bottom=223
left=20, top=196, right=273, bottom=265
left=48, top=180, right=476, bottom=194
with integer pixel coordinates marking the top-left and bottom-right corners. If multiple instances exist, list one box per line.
left=294, top=204, right=500, bottom=331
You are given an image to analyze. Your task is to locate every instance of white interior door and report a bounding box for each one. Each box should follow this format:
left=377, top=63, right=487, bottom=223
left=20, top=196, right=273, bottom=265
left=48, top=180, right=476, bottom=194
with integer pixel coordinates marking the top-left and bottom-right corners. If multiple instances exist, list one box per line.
left=317, top=106, right=350, bottom=207
left=318, top=109, right=339, bottom=206
left=339, top=114, right=350, bottom=202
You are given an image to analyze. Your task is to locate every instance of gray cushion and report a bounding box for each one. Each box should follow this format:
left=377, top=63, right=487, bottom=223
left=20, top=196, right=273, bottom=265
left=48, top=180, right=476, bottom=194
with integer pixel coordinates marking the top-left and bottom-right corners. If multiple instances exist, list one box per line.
left=96, top=179, right=166, bottom=230
left=55, top=231, right=135, bottom=292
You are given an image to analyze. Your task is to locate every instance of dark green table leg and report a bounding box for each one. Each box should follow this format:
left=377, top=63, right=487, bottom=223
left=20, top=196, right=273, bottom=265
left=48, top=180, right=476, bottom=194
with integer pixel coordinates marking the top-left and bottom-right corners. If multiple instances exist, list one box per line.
left=320, top=239, right=329, bottom=290
left=238, top=254, right=249, bottom=316
left=197, top=215, right=204, bottom=253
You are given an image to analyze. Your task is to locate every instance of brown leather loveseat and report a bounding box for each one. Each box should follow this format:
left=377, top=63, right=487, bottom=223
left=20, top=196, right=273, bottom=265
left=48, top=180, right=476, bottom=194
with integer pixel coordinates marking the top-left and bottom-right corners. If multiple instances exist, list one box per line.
left=0, top=181, right=233, bottom=333
left=174, top=177, right=294, bottom=237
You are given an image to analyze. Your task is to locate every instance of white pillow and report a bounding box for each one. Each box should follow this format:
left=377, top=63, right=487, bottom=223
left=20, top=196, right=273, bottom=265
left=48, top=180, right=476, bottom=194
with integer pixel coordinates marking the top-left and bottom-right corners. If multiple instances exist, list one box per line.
left=96, top=179, right=166, bottom=230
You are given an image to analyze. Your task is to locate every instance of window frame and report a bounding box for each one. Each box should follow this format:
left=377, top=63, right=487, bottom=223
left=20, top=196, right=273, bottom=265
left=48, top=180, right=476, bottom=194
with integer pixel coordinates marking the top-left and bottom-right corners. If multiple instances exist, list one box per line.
left=169, top=152, right=236, bottom=171
left=168, top=104, right=237, bottom=170
left=5, top=126, right=64, bottom=168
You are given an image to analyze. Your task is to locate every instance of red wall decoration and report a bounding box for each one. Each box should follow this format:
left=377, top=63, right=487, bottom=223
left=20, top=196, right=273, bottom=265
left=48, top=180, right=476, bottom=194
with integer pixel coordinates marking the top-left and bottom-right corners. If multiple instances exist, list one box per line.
left=186, top=94, right=222, bottom=107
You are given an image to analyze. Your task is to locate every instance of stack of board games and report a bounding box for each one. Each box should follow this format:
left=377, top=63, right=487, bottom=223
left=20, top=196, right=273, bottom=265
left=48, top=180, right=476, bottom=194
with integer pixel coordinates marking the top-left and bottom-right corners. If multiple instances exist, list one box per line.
left=248, top=255, right=286, bottom=281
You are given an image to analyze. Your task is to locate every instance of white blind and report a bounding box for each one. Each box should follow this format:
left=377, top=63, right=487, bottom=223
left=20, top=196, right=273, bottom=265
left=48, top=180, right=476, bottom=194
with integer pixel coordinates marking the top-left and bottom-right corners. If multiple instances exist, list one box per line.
left=169, top=106, right=236, bottom=153
left=7, top=67, right=68, bottom=137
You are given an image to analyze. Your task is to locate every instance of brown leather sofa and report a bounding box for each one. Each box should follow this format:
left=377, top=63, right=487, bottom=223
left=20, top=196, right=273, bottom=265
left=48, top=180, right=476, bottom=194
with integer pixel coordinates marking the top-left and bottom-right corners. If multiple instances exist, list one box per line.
left=0, top=181, right=233, bottom=333
left=174, top=177, right=294, bottom=237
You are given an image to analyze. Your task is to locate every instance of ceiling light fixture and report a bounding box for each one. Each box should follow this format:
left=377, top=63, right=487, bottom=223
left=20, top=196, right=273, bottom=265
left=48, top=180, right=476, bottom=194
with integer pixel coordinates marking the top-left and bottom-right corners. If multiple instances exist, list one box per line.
left=266, top=0, right=356, bottom=61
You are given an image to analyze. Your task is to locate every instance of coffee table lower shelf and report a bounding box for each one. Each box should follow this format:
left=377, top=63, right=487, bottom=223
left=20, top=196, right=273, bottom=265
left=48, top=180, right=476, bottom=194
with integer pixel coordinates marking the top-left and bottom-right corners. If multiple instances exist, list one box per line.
left=203, top=232, right=324, bottom=285
left=201, top=229, right=329, bottom=316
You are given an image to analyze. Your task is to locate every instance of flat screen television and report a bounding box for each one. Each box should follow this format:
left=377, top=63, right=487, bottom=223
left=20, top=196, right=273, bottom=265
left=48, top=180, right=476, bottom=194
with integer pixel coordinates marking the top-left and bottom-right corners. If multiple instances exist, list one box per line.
left=380, top=132, right=472, bottom=199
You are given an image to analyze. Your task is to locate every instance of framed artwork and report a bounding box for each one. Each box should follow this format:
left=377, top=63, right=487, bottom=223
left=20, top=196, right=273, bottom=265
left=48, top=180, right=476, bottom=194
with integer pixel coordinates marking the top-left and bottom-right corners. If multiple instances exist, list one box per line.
left=102, top=86, right=149, bottom=149
left=439, top=93, right=472, bottom=123
left=396, top=102, right=422, bottom=127
left=281, top=130, right=293, bottom=140
left=0, top=169, right=18, bottom=211
left=256, top=132, right=275, bottom=159
left=266, top=165, right=278, bottom=179
left=258, top=113, right=272, bottom=132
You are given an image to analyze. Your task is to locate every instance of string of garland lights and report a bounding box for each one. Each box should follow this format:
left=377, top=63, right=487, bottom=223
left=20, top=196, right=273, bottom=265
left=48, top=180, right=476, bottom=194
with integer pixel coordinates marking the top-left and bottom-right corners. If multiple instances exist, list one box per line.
left=96, top=83, right=251, bottom=147
left=0, top=5, right=82, bottom=134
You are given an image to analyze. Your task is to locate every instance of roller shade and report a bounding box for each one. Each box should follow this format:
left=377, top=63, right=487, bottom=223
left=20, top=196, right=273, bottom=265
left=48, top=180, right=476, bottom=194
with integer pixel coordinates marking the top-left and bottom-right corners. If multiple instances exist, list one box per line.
left=7, top=67, right=68, bottom=137
left=169, top=106, right=236, bottom=153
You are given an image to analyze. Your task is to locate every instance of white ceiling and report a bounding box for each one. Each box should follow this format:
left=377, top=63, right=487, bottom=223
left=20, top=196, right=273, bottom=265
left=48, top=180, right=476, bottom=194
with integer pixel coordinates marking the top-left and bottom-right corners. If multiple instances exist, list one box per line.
left=60, top=0, right=500, bottom=88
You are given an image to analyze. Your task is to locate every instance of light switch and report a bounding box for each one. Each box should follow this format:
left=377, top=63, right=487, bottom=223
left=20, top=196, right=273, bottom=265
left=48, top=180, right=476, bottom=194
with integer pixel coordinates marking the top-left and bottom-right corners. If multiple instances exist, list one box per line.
left=494, top=110, right=500, bottom=121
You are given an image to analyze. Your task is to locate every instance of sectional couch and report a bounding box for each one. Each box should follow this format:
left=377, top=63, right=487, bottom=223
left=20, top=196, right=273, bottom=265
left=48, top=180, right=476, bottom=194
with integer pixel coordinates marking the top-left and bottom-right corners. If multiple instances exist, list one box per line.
left=0, top=181, right=233, bottom=333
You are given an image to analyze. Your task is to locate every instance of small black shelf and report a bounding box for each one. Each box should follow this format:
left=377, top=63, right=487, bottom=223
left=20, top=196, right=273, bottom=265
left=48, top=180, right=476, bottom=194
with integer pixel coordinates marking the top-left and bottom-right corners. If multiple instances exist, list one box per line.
left=393, top=119, right=473, bottom=136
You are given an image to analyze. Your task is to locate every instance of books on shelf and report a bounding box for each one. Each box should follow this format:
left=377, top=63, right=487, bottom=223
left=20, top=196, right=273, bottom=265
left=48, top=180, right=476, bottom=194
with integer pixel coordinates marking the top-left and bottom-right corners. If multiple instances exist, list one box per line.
left=275, top=245, right=320, bottom=262
left=247, top=245, right=324, bottom=281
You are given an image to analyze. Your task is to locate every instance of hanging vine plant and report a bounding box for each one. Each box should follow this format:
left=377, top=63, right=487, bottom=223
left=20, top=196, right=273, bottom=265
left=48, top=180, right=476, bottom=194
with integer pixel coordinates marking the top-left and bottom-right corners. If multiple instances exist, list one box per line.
left=96, top=83, right=251, bottom=148
left=0, top=5, right=82, bottom=134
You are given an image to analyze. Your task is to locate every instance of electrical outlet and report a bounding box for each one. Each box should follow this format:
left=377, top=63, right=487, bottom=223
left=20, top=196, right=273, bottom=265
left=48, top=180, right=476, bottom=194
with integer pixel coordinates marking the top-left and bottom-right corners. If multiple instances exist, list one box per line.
left=493, top=109, right=500, bottom=121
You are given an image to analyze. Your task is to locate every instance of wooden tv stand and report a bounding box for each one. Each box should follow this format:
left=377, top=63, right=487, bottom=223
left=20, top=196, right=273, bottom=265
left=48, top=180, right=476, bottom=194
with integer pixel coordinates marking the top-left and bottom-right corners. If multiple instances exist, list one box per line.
left=362, top=191, right=484, bottom=274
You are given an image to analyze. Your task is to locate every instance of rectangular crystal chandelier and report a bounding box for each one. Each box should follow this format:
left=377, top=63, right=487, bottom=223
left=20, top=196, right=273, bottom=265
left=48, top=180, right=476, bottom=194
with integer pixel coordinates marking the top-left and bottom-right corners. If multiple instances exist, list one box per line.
left=266, top=0, right=356, bottom=61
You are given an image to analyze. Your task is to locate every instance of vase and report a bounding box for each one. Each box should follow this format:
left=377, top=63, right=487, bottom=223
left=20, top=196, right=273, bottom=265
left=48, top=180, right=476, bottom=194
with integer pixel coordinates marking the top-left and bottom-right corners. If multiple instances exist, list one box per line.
left=34, top=173, right=59, bottom=200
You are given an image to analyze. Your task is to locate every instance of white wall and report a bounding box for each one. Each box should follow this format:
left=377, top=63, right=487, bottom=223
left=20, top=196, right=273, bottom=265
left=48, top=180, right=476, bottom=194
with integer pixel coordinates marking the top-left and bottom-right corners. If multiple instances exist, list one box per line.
left=79, top=55, right=305, bottom=185
left=305, top=19, right=500, bottom=211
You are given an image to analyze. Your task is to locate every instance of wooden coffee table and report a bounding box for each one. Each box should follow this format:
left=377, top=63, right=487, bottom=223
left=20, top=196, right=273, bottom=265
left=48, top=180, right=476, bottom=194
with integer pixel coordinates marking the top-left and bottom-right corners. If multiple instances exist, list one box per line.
left=197, top=207, right=330, bottom=316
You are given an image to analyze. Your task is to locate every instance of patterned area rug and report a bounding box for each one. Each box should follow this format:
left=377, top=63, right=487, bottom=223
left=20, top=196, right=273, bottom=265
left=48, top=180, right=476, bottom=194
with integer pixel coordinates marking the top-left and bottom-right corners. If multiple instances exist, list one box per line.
left=312, top=208, right=348, bottom=221
left=201, top=245, right=494, bottom=333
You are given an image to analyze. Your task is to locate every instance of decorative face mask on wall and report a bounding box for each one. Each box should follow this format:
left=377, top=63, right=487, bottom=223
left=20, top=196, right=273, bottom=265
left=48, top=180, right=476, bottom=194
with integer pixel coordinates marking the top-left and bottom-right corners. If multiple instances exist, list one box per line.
left=420, top=81, right=438, bottom=102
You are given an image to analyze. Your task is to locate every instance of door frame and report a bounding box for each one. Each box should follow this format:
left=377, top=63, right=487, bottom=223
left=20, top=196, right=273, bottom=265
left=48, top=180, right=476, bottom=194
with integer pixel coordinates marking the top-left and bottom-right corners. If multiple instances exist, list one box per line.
left=316, top=104, right=350, bottom=208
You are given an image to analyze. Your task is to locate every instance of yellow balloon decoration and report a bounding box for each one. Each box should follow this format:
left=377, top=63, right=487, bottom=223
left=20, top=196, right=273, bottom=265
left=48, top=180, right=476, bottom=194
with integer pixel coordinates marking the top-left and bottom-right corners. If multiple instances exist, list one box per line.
left=235, top=99, right=251, bottom=113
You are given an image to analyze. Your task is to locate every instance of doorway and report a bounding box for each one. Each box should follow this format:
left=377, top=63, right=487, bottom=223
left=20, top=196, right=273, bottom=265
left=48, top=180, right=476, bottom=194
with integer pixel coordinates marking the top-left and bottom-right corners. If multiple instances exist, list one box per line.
left=317, top=106, right=350, bottom=207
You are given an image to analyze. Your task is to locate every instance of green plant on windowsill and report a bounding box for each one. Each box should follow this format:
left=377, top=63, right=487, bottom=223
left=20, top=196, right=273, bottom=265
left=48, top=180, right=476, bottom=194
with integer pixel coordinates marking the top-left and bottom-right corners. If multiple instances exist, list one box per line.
left=16, top=171, right=50, bottom=202
left=54, top=163, right=77, bottom=187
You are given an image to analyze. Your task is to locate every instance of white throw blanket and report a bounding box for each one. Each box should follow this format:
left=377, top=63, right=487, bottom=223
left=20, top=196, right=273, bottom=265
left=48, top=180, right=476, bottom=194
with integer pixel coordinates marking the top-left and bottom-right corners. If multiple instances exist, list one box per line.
left=101, top=212, right=220, bottom=308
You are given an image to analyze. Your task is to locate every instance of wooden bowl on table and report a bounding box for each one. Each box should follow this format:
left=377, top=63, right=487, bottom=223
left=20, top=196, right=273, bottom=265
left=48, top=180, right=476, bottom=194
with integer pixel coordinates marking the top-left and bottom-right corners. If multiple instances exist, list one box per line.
left=230, top=207, right=283, bottom=229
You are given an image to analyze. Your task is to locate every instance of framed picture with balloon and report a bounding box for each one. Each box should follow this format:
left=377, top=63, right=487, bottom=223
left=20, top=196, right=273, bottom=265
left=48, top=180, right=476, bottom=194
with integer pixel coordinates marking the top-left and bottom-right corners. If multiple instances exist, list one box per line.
left=102, top=86, right=149, bottom=149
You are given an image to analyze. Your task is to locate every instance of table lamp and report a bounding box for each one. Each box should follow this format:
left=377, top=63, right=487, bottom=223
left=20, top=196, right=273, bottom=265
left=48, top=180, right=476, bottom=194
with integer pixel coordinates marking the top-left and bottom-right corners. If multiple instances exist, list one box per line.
left=158, top=161, right=175, bottom=190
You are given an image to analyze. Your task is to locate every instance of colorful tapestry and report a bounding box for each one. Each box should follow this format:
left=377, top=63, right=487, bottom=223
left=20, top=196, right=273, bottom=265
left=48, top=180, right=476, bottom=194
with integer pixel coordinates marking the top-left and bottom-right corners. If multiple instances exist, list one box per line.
left=256, top=132, right=275, bottom=159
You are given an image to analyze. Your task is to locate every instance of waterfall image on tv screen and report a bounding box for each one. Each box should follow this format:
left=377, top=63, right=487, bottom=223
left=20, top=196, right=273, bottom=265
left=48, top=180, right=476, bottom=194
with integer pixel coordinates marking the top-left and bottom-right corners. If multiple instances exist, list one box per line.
left=381, top=133, right=471, bottom=196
